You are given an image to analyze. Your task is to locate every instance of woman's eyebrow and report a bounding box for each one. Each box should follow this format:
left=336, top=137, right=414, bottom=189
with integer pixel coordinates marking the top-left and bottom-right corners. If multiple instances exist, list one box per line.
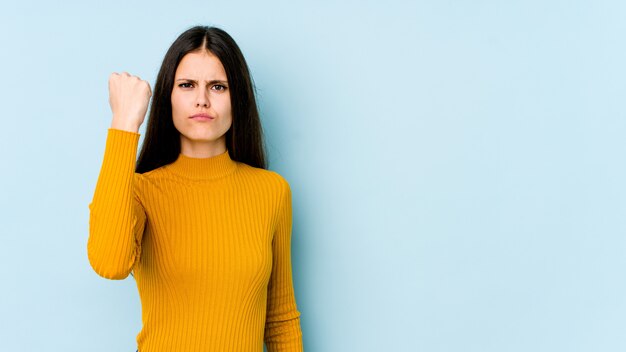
left=175, top=78, right=228, bottom=85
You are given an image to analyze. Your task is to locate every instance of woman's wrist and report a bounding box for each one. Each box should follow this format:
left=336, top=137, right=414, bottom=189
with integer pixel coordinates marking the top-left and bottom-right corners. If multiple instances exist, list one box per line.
left=110, top=117, right=140, bottom=133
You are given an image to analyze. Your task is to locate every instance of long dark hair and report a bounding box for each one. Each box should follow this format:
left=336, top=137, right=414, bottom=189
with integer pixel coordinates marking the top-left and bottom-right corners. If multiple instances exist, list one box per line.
left=136, top=25, right=267, bottom=173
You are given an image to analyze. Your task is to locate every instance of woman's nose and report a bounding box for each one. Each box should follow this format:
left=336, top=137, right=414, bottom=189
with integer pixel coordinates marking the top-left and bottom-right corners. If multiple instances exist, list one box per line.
left=196, top=88, right=210, bottom=108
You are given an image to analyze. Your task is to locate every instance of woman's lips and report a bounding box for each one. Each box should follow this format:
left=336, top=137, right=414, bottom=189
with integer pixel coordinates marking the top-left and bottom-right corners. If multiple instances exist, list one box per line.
left=190, top=113, right=215, bottom=121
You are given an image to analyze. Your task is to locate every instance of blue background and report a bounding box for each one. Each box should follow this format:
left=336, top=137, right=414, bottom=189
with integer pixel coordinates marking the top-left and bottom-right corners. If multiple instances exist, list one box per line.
left=1, top=1, right=625, bottom=351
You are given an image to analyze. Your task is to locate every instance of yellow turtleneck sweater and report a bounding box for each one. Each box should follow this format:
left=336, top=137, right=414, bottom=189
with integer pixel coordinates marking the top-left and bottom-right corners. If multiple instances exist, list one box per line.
left=87, top=128, right=303, bottom=351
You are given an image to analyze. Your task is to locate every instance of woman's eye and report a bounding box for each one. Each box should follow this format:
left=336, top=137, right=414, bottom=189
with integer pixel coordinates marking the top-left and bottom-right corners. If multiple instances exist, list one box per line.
left=179, top=83, right=193, bottom=88
left=213, top=85, right=227, bottom=91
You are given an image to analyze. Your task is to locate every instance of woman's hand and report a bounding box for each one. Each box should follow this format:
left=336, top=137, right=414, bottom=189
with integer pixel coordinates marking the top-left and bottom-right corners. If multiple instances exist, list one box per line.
left=108, top=72, right=152, bottom=133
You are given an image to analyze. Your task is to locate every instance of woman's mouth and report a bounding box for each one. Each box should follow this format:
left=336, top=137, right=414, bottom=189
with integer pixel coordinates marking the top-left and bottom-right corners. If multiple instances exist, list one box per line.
left=190, top=113, right=215, bottom=121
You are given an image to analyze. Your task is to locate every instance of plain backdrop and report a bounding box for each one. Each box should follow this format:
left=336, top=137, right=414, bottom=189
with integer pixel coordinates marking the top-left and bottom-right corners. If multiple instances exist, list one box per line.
left=1, top=1, right=625, bottom=351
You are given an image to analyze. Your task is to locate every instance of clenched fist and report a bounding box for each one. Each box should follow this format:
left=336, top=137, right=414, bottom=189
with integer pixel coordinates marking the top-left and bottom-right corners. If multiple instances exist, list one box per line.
left=109, top=72, right=152, bottom=132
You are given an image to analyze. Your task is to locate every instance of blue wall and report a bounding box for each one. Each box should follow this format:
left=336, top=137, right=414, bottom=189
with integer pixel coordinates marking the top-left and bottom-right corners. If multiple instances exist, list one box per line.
left=1, top=1, right=625, bottom=351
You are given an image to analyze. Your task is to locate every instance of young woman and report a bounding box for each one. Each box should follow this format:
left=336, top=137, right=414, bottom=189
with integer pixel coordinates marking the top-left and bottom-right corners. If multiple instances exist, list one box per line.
left=87, top=26, right=303, bottom=352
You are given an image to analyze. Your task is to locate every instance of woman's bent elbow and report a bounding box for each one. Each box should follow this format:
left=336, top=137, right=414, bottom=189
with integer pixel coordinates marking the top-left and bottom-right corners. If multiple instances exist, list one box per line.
left=87, top=250, right=133, bottom=280
left=86, top=233, right=136, bottom=280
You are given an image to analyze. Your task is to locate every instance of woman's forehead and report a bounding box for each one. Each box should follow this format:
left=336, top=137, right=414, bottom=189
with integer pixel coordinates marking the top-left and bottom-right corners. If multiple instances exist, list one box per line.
left=175, top=51, right=227, bottom=80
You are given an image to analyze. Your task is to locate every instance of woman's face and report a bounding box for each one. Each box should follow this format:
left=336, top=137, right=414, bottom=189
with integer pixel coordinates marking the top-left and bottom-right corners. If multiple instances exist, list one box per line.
left=171, top=50, right=232, bottom=157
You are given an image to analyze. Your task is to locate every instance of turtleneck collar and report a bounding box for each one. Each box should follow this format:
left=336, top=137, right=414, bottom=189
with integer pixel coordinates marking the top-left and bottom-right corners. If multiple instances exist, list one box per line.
left=165, top=149, right=237, bottom=180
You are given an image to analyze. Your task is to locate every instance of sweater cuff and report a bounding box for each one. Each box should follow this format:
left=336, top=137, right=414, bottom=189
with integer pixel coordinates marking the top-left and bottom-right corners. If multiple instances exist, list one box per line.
left=106, top=128, right=140, bottom=157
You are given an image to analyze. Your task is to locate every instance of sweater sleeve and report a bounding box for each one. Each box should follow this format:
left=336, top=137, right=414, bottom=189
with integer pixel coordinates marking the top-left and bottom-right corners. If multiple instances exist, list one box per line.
left=87, top=128, right=146, bottom=280
left=264, top=178, right=304, bottom=351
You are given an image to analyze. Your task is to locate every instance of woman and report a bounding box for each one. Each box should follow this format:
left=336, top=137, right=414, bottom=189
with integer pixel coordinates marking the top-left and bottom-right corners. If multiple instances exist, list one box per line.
left=87, top=25, right=303, bottom=352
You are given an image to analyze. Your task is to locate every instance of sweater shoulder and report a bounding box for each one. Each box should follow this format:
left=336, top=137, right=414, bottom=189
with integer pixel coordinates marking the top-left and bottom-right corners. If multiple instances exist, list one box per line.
left=134, top=164, right=172, bottom=184
left=131, top=167, right=163, bottom=196
left=236, top=163, right=290, bottom=190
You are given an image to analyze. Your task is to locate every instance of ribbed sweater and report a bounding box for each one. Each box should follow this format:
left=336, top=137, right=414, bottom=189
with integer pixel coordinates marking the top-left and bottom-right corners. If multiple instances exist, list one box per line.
left=87, top=128, right=303, bottom=351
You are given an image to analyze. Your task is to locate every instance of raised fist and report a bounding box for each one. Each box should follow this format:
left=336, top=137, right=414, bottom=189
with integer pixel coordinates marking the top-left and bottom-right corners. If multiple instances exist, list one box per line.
left=108, top=72, right=152, bottom=132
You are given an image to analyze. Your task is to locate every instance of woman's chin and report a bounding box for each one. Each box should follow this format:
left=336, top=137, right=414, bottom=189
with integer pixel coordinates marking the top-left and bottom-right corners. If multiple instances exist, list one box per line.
left=180, top=133, right=226, bottom=145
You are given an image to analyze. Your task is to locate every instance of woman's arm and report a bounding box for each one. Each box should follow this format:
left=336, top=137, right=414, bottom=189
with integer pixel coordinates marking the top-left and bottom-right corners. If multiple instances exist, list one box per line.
left=264, top=178, right=304, bottom=351
left=87, top=128, right=146, bottom=280
left=87, top=72, right=151, bottom=280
